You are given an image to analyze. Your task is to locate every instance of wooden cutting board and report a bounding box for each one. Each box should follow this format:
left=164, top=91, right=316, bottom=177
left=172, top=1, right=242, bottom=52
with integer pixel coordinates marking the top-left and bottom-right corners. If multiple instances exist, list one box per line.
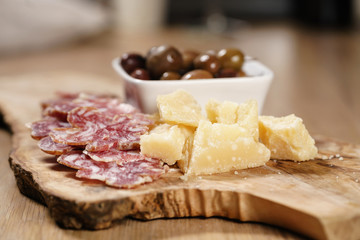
left=1, top=72, right=359, bottom=240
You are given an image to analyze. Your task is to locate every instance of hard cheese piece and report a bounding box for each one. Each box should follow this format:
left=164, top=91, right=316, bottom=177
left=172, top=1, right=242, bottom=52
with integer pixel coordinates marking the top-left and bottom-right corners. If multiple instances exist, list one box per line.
left=140, top=124, right=185, bottom=165
left=216, top=100, right=238, bottom=124
left=205, top=99, right=220, bottom=123
left=259, top=114, right=318, bottom=161
left=140, top=123, right=195, bottom=166
left=187, top=120, right=270, bottom=175
left=237, top=99, right=259, bottom=141
left=205, top=99, right=259, bottom=140
left=157, top=89, right=203, bottom=127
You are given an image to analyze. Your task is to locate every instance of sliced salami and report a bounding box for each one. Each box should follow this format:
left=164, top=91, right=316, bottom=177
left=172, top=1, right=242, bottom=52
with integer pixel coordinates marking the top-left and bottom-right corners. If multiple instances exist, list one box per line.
left=27, top=117, right=71, bottom=140
left=29, top=92, right=164, bottom=189
left=42, top=93, right=137, bottom=122
left=84, top=149, right=148, bottom=165
left=67, top=107, right=113, bottom=128
left=84, top=122, right=148, bottom=152
left=58, top=151, right=165, bottom=188
left=50, top=106, right=151, bottom=151
left=50, top=124, right=99, bottom=146
left=38, top=136, right=74, bottom=155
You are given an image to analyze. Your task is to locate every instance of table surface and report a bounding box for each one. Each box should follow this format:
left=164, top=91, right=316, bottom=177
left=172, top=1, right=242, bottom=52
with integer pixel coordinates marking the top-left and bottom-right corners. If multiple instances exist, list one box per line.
left=0, top=23, right=359, bottom=239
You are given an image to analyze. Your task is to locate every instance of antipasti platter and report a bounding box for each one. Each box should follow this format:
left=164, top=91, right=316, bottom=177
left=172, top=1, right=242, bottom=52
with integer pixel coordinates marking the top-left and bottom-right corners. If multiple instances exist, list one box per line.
left=1, top=72, right=360, bottom=240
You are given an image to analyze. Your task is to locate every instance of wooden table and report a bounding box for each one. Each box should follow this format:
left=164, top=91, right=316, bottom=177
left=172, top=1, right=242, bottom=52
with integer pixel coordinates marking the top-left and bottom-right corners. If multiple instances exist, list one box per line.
left=0, top=23, right=359, bottom=239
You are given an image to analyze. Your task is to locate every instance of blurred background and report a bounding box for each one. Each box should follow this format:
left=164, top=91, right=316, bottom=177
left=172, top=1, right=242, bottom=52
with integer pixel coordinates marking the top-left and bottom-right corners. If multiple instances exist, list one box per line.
left=0, top=0, right=359, bottom=143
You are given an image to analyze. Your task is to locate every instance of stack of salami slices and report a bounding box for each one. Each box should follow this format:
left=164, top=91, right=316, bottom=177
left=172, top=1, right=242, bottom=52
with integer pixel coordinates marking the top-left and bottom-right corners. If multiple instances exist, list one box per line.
left=28, top=92, right=166, bottom=188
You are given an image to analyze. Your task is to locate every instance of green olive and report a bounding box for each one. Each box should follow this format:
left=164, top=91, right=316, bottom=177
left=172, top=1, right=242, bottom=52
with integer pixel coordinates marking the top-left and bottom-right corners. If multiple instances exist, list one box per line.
left=193, top=53, right=221, bottom=75
left=181, top=69, right=213, bottom=80
left=181, top=50, right=199, bottom=71
left=160, top=71, right=181, bottom=80
left=217, top=48, right=245, bottom=71
left=146, top=45, right=183, bottom=79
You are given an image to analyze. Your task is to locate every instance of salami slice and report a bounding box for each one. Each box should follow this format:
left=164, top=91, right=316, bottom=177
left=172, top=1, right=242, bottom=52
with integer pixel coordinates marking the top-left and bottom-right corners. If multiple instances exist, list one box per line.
left=30, top=92, right=164, bottom=189
left=50, top=106, right=151, bottom=151
left=84, top=149, right=148, bottom=164
left=58, top=151, right=165, bottom=188
left=27, top=117, right=71, bottom=140
left=38, top=136, right=73, bottom=155
left=50, top=124, right=99, bottom=146
left=84, top=122, right=148, bottom=152
left=67, top=107, right=113, bottom=128
left=42, top=93, right=137, bottom=122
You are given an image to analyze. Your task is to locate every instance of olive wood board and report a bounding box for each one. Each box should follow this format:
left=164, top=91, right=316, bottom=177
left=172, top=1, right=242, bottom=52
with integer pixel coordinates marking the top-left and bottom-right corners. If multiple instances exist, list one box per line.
left=1, top=72, right=360, bottom=240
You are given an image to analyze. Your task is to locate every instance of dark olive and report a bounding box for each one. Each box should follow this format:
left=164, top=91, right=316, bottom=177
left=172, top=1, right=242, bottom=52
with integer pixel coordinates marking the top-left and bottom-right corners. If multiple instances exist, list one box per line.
left=146, top=45, right=183, bottom=79
left=217, top=48, right=244, bottom=71
left=130, top=68, right=151, bottom=80
left=182, top=50, right=199, bottom=71
left=217, top=68, right=238, bottom=78
left=160, top=71, right=181, bottom=80
left=193, top=53, right=221, bottom=75
left=181, top=69, right=213, bottom=80
left=120, top=53, right=146, bottom=74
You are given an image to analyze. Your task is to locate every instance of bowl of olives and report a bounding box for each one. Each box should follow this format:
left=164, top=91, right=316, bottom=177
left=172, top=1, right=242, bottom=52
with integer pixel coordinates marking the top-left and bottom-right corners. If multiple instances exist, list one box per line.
left=112, top=45, right=273, bottom=114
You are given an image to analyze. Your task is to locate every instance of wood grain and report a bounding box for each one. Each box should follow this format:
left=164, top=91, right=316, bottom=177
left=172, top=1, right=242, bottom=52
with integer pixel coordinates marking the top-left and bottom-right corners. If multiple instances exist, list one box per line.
left=1, top=72, right=359, bottom=240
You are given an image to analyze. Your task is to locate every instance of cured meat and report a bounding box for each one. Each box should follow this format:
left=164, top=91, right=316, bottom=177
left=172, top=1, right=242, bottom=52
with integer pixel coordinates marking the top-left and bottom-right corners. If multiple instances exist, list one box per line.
left=50, top=124, right=99, bottom=146
left=38, top=136, right=74, bottom=155
left=84, top=149, right=148, bottom=164
left=29, top=92, right=164, bottom=188
left=27, top=117, right=71, bottom=140
left=42, top=93, right=137, bottom=121
left=51, top=106, right=152, bottom=151
left=67, top=107, right=109, bottom=128
left=57, top=151, right=165, bottom=188
left=67, top=105, right=147, bottom=128
left=84, top=122, right=148, bottom=152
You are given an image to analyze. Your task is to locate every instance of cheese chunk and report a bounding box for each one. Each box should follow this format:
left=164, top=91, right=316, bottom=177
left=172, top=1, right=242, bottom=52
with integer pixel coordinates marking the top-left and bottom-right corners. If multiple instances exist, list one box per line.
left=187, top=120, right=270, bottom=175
left=259, top=114, right=318, bottom=161
left=157, top=89, right=203, bottom=127
left=237, top=99, right=259, bottom=141
left=140, top=124, right=185, bottom=165
left=205, top=99, right=259, bottom=140
left=205, top=99, right=220, bottom=123
left=217, top=101, right=239, bottom=124
left=140, top=123, right=195, bottom=168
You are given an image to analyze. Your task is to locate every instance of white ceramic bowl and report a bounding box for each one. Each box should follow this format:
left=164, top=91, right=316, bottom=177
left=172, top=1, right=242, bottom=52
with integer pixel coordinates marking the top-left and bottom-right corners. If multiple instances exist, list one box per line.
left=112, top=57, right=273, bottom=114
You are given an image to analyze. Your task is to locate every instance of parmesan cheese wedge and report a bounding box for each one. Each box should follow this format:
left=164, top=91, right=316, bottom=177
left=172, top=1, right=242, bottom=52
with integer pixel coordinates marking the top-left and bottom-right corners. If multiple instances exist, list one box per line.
left=186, top=120, right=270, bottom=176
left=140, top=123, right=194, bottom=167
left=157, top=89, right=204, bottom=127
left=259, top=114, right=318, bottom=161
left=205, top=99, right=259, bottom=141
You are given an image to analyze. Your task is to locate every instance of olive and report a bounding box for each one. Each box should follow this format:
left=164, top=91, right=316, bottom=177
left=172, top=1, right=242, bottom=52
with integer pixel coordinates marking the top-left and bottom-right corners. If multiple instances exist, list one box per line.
left=193, top=53, right=221, bottom=75
left=130, top=68, right=151, bottom=80
left=120, top=53, right=146, bottom=74
left=181, top=69, right=213, bottom=80
left=146, top=45, right=183, bottom=79
left=217, top=48, right=244, bottom=71
left=217, top=68, right=238, bottom=78
left=160, top=71, right=181, bottom=80
left=182, top=50, right=199, bottom=71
